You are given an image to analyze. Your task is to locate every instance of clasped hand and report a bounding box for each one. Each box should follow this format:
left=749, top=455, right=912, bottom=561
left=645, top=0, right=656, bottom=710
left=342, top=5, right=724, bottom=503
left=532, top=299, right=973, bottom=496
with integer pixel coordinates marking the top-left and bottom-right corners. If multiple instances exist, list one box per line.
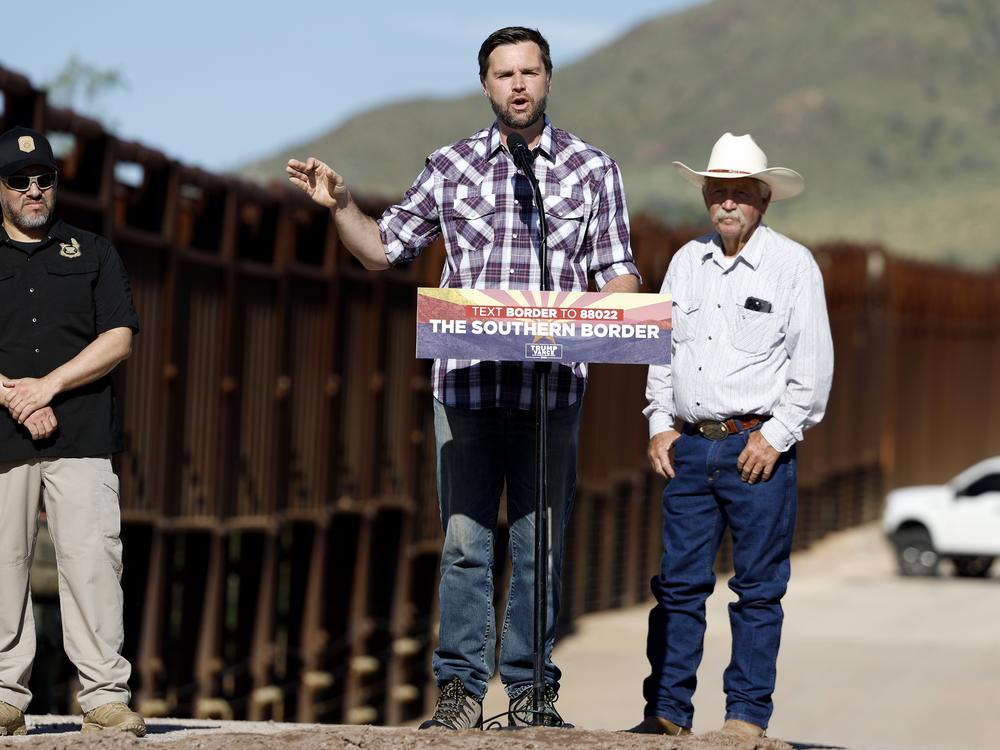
left=1, top=377, right=59, bottom=440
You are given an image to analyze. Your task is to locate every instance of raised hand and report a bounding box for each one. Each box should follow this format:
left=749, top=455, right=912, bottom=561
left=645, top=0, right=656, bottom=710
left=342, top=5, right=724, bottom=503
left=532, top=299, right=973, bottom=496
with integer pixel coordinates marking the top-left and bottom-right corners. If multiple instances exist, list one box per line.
left=286, top=158, right=350, bottom=210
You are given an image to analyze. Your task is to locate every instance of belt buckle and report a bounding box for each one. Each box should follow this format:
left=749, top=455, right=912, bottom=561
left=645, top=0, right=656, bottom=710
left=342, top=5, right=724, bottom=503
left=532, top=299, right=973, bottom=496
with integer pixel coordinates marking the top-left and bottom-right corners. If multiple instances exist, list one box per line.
left=698, top=421, right=729, bottom=441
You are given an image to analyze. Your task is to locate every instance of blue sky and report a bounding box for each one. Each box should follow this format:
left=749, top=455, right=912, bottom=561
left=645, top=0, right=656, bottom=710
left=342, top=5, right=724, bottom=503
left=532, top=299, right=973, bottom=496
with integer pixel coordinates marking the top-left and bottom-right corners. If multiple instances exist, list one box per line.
left=0, top=1, right=704, bottom=171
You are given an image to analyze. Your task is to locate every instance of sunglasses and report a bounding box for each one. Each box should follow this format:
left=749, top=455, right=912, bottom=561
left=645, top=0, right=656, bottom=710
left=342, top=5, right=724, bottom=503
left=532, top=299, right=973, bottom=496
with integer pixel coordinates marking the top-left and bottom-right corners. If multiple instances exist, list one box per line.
left=2, top=172, right=57, bottom=192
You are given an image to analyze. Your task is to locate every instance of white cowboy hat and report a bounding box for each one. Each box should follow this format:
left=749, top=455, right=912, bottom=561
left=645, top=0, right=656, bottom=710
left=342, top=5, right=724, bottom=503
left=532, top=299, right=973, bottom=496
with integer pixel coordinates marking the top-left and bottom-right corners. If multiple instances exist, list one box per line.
left=672, top=132, right=804, bottom=201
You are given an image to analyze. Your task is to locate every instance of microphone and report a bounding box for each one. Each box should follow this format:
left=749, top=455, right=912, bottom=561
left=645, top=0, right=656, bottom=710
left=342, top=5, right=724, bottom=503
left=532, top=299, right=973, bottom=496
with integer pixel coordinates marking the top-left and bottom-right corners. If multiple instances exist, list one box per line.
left=506, top=131, right=548, bottom=291
left=506, top=132, right=534, bottom=173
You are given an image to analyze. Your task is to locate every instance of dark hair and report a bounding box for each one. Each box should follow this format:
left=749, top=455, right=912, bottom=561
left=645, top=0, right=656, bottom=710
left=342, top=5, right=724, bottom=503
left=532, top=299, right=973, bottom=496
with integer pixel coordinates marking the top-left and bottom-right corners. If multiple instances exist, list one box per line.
left=478, top=27, right=552, bottom=80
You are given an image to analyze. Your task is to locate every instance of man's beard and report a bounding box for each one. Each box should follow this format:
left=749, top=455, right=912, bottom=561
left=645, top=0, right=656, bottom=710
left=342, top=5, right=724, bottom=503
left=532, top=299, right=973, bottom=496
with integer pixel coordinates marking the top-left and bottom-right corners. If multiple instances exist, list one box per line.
left=0, top=192, right=54, bottom=231
left=489, top=92, right=547, bottom=130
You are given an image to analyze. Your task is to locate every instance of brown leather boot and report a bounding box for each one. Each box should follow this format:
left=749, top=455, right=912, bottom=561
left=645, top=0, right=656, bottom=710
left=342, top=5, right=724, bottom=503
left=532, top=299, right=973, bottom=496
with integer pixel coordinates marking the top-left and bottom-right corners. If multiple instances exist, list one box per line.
left=627, top=715, right=692, bottom=735
left=721, top=718, right=766, bottom=737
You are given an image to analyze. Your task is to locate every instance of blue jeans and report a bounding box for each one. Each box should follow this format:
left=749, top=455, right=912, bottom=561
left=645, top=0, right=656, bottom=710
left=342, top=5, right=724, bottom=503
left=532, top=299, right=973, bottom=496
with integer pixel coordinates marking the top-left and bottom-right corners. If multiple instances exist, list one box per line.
left=643, top=428, right=797, bottom=729
left=432, top=398, right=581, bottom=699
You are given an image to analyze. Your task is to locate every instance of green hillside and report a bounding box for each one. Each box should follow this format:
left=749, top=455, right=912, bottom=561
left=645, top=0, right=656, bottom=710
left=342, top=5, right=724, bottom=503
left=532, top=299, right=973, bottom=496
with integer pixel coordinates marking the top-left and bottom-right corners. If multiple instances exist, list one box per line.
left=244, top=0, right=1000, bottom=266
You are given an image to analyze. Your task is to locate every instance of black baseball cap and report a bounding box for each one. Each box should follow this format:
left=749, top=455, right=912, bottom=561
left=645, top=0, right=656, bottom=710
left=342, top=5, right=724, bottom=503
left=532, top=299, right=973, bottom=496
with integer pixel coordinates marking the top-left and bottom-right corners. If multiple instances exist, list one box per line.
left=0, top=127, right=58, bottom=177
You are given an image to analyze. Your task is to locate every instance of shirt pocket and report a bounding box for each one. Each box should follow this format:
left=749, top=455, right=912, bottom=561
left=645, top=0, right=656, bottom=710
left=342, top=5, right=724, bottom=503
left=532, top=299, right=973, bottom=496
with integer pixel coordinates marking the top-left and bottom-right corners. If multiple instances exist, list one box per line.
left=0, top=267, right=16, bottom=326
left=670, top=299, right=701, bottom=344
left=450, top=194, right=496, bottom=255
left=44, top=257, right=99, bottom=313
left=728, top=304, right=783, bottom=358
left=541, top=194, right=585, bottom=257
left=0, top=266, right=17, bottom=291
left=0, top=268, right=21, bottom=328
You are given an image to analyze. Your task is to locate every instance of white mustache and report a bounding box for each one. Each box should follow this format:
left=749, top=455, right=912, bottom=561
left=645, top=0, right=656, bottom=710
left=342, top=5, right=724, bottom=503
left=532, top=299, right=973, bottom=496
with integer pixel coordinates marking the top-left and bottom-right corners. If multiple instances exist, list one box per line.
left=714, top=207, right=745, bottom=226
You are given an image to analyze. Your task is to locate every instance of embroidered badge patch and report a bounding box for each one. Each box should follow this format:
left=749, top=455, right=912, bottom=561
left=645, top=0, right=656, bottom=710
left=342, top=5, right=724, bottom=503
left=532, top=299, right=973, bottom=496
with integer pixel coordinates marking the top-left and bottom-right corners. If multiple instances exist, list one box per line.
left=59, top=238, right=81, bottom=258
left=17, top=136, right=35, bottom=153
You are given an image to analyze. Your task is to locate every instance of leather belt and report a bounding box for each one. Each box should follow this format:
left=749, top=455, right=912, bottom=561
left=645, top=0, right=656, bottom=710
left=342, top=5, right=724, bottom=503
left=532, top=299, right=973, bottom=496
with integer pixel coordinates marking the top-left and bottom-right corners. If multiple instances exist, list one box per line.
left=684, top=415, right=768, bottom=441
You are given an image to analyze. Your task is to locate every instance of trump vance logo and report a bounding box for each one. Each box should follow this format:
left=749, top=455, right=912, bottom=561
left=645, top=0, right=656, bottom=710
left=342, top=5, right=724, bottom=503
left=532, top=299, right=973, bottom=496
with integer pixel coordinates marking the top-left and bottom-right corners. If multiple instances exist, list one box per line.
left=525, top=343, right=563, bottom=360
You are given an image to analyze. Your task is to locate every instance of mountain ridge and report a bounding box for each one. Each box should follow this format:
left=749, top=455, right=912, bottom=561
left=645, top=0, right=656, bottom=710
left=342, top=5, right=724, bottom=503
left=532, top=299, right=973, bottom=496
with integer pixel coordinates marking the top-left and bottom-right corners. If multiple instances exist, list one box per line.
left=244, top=0, right=1000, bottom=266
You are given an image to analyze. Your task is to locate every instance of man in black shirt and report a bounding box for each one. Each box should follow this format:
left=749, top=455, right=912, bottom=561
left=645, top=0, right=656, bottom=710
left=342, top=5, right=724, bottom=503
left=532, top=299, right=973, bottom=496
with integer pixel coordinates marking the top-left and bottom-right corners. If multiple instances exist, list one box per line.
left=0, top=127, right=145, bottom=737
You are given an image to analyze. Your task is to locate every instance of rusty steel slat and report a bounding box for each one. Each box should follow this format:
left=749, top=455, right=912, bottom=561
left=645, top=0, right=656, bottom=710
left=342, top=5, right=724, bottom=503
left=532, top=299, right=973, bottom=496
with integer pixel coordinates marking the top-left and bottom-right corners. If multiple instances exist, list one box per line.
left=379, top=282, right=420, bottom=500
left=578, top=490, right=607, bottom=614
left=157, top=529, right=214, bottom=717
left=641, top=474, right=665, bottom=593
left=343, top=503, right=412, bottom=724
left=332, top=272, right=382, bottom=500
left=267, top=521, right=316, bottom=723
left=421, top=563, right=443, bottom=721
left=382, top=510, right=417, bottom=726
left=193, top=532, right=226, bottom=716
left=172, top=264, right=228, bottom=519
left=248, top=529, right=280, bottom=721
left=386, top=544, right=444, bottom=724
left=114, top=238, right=170, bottom=518
left=134, top=526, right=167, bottom=716
left=412, top=395, right=443, bottom=545
left=285, top=278, right=336, bottom=513
left=363, top=280, right=389, bottom=500
left=566, top=492, right=592, bottom=621
left=320, top=510, right=364, bottom=724
left=824, top=301, right=855, bottom=477
left=233, top=274, right=282, bottom=517
left=324, top=275, right=349, bottom=504
left=606, top=488, right=629, bottom=609
left=794, top=487, right=819, bottom=550
left=595, top=493, right=618, bottom=612
left=341, top=506, right=375, bottom=723
left=620, top=479, right=648, bottom=606
left=295, top=517, right=330, bottom=724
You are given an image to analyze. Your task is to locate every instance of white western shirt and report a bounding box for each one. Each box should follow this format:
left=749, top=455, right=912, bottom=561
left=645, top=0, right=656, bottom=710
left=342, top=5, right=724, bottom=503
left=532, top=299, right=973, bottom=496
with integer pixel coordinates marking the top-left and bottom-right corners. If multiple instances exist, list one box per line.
left=643, top=223, right=834, bottom=452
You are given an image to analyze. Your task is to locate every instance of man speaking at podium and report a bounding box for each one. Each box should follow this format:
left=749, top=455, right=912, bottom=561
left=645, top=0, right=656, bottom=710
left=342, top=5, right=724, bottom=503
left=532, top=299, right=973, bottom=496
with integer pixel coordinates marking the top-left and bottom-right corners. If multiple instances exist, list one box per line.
left=289, top=27, right=638, bottom=729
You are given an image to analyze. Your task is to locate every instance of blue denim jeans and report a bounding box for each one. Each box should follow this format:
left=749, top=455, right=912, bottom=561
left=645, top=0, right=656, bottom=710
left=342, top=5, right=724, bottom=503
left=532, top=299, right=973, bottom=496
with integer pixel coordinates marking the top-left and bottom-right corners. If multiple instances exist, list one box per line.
left=432, top=398, right=581, bottom=699
left=643, top=427, right=797, bottom=729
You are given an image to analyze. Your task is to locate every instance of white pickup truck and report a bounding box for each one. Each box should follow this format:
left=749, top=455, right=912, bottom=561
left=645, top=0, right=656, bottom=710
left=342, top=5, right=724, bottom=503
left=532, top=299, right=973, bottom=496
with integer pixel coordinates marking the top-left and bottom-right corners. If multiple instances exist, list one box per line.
left=883, top=457, right=1000, bottom=577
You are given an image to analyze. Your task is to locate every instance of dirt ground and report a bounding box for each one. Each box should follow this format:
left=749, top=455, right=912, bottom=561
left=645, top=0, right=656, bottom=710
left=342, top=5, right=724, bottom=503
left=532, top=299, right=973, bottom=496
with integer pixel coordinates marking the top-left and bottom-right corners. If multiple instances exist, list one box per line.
left=5, top=522, right=996, bottom=750
left=2, top=720, right=798, bottom=750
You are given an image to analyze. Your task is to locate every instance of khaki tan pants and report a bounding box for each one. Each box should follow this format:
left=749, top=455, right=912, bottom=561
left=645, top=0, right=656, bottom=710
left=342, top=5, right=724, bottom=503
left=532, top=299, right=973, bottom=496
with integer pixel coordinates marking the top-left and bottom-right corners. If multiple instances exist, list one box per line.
left=0, top=457, right=132, bottom=713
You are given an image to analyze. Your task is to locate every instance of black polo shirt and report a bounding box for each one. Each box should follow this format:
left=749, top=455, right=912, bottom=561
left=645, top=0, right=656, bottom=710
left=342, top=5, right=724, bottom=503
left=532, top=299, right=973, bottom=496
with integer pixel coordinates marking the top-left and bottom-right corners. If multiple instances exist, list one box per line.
left=0, top=219, right=140, bottom=460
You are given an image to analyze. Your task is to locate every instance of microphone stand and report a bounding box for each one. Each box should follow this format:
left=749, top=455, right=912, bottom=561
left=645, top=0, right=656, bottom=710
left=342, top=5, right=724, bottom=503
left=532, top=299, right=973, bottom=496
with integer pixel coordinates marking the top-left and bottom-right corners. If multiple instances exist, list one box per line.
left=510, top=140, right=551, bottom=726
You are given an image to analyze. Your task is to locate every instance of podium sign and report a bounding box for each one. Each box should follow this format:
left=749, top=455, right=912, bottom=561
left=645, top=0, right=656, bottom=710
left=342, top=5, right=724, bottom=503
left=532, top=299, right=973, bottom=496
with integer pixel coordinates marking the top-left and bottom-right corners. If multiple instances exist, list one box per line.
left=416, top=288, right=672, bottom=365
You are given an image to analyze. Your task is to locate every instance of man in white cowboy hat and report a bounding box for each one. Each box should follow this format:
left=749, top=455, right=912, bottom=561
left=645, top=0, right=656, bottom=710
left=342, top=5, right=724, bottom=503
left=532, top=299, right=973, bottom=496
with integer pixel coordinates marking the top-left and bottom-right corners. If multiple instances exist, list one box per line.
left=630, top=133, right=833, bottom=738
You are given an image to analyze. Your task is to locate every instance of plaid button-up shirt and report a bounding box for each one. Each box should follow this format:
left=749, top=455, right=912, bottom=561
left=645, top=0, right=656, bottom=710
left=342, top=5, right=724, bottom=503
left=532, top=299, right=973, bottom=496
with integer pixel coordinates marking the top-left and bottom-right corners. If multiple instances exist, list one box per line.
left=379, top=116, right=638, bottom=409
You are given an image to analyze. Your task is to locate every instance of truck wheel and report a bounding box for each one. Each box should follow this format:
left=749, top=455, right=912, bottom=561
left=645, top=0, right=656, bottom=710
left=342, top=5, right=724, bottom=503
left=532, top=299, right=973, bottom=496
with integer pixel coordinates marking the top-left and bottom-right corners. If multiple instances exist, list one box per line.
left=952, top=555, right=994, bottom=578
left=895, top=527, right=939, bottom=576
